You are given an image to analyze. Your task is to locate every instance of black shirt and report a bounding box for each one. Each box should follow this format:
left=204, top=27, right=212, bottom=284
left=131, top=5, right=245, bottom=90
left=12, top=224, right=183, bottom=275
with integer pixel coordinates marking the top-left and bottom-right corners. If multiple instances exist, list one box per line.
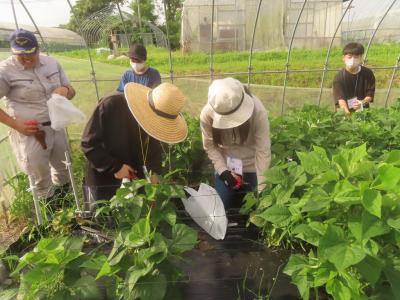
left=332, top=66, right=375, bottom=108
left=81, top=92, right=162, bottom=200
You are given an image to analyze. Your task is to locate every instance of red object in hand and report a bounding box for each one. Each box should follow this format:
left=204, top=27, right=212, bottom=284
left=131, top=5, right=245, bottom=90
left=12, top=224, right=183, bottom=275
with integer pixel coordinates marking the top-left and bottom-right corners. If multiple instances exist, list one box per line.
left=234, top=174, right=243, bottom=189
left=24, top=120, right=39, bottom=126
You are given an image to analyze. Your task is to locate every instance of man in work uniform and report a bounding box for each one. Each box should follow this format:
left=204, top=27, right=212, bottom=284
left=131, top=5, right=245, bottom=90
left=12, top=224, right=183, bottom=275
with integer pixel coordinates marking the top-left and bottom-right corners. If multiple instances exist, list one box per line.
left=0, top=29, right=76, bottom=200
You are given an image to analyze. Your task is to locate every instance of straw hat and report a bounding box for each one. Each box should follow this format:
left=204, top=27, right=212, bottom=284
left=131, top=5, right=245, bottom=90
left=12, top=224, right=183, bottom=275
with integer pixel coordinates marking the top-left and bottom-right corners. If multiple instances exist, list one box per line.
left=124, top=82, right=188, bottom=144
left=207, top=78, right=254, bottom=129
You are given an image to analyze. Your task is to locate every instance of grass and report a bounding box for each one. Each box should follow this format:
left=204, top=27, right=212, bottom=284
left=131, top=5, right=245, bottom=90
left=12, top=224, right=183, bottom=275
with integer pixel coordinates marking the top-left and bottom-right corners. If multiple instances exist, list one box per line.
left=57, top=43, right=400, bottom=89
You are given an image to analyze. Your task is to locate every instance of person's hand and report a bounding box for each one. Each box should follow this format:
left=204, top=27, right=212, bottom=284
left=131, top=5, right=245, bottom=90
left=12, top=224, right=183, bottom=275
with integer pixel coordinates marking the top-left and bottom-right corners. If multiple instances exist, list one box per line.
left=52, top=86, right=69, bottom=98
left=232, top=173, right=243, bottom=190
left=220, top=170, right=236, bottom=188
left=114, top=164, right=137, bottom=180
left=149, top=175, right=158, bottom=184
left=352, top=100, right=362, bottom=110
left=13, top=119, right=39, bottom=136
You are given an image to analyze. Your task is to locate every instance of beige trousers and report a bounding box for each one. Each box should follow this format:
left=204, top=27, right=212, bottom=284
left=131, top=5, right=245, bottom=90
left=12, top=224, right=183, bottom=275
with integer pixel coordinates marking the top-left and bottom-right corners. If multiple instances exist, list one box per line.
left=9, top=127, right=70, bottom=198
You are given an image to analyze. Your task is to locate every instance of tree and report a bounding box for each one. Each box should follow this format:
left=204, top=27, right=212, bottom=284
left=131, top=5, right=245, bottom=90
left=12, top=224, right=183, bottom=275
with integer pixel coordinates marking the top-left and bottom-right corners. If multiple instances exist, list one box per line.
left=129, top=0, right=157, bottom=24
left=155, top=0, right=184, bottom=50
left=67, top=0, right=126, bottom=32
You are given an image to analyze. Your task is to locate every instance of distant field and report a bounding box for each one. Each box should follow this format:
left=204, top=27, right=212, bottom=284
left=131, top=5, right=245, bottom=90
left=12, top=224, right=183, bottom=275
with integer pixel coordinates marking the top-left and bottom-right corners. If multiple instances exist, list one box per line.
left=57, top=43, right=400, bottom=89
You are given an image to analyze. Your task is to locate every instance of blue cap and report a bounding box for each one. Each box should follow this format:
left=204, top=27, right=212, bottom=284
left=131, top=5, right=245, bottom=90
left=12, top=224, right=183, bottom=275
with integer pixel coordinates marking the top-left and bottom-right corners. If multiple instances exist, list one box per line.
left=9, top=29, right=38, bottom=54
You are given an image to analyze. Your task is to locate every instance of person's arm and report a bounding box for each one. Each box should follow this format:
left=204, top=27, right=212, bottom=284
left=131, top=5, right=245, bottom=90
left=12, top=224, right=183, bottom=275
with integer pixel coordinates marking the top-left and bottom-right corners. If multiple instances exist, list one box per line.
left=253, top=106, right=272, bottom=192
left=151, top=70, right=162, bottom=88
left=200, top=108, right=227, bottom=175
left=338, top=99, right=351, bottom=114
left=53, top=61, right=75, bottom=99
left=332, top=74, right=351, bottom=114
left=363, top=70, right=375, bottom=105
left=0, top=109, right=38, bottom=136
left=81, top=103, right=124, bottom=175
left=0, top=73, right=38, bottom=135
left=117, top=72, right=128, bottom=92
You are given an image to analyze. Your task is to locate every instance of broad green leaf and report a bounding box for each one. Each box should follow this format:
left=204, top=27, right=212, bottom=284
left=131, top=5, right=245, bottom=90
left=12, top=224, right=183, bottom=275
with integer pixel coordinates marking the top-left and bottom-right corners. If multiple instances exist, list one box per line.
left=333, top=179, right=360, bottom=204
left=309, top=170, right=339, bottom=185
left=362, top=189, right=382, bottom=218
left=320, top=225, right=365, bottom=270
left=356, top=255, right=383, bottom=285
left=138, top=233, right=168, bottom=265
left=349, top=212, right=389, bottom=242
left=127, top=263, right=154, bottom=293
left=240, top=193, right=258, bottom=214
left=297, top=147, right=330, bottom=175
left=327, top=243, right=366, bottom=271
left=72, top=275, right=101, bottom=300
left=131, top=272, right=167, bottom=300
left=388, top=218, right=400, bottom=231
left=170, top=224, right=197, bottom=254
left=284, top=254, right=309, bottom=276
left=292, top=223, right=325, bottom=246
left=301, top=188, right=332, bottom=213
left=257, top=205, right=291, bottom=227
left=372, top=164, right=400, bottom=192
left=271, top=185, right=295, bottom=205
left=313, top=262, right=337, bottom=287
left=291, top=269, right=311, bottom=300
left=162, top=204, right=177, bottom=226
left=125, top=217, right=151, bottom=248
left=265, top=166, right=287, bottom=185
left=326, top=278, right=352, bottom=300
left=384, top=150, right=400, bottom=166
left=383, top=264, right=400, bottom=299
left=96, top=260, right=111, bottom=279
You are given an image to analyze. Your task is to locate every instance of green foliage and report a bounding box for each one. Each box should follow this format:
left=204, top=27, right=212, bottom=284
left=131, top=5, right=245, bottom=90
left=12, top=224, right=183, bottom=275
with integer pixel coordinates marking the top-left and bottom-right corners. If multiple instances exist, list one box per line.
left=7, top=174, right=33, bottom=221
left=5, top=177, right=197, bottom=299
left=162, top=114, right=208, bottom=184
left=250, top=145, right=400, bottom=299
left=67, top=0, right=127, bottom=32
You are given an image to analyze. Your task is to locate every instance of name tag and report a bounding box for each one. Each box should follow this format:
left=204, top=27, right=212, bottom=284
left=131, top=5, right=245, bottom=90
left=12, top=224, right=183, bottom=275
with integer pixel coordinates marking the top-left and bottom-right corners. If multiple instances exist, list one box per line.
left=227, top=157, right=243, bottom=176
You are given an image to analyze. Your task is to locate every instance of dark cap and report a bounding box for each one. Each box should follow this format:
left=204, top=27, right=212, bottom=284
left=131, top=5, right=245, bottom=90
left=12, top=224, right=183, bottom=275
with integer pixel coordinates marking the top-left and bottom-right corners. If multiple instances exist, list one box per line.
left=9, top=29, right=38, bottom=55
left=128, top=44, right=147, bottom=61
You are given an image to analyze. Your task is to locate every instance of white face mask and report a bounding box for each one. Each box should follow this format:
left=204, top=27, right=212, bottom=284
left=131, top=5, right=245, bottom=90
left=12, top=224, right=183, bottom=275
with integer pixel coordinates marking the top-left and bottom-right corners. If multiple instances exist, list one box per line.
left=130, top=61, right=146, bottom=73
left=345, top=57, right=361, bottom=69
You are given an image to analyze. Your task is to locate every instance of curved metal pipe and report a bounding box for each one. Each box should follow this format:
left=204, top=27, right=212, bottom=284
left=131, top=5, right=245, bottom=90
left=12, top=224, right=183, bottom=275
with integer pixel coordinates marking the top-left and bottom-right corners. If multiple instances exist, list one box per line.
left=384, top=54, right=400, bottom=108
left=363, top=0, right=397, bottom=65
left=162, top=0, right=174, bottom=83
left=247, top=0, right=263, bottom=88
left=317, top=0, right=355, bottom=106
left=11, top=0, right=19, bottom=29
left=66, top=0, right=100, bottom=102
left=18, top=0, right=49, bottom=55
left=281, top=0, right=308, bottom=115
left=210, top=0, right=215, bottom=82
left=116, top=1, right=131, bottom=46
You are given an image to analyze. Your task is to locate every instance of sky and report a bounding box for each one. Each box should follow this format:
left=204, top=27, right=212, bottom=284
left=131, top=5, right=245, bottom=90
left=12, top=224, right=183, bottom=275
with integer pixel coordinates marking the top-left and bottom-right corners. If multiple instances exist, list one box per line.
left=0, top=0, right=133, bottom=28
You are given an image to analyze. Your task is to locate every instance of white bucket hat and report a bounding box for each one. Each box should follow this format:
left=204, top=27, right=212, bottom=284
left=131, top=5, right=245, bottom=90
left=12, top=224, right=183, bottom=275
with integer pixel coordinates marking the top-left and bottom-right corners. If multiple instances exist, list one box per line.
left=124, top=82, right=188, bottom=144
left=207, top=78, right=254, bottom=129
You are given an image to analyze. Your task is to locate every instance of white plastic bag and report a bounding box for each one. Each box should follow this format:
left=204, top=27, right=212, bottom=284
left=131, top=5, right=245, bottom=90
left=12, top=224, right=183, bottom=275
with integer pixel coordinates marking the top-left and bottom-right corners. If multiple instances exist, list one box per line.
left=47, top=93, right=85, bottom=131
left=183, top=183, right=227, bottom=240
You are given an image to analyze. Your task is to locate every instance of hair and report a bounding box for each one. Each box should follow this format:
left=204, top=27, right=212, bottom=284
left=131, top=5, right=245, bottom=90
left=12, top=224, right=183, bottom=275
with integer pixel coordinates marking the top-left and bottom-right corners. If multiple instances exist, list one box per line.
left=129, top=43, right=147, bottom=61
left=212, top=85, right=252, bottom=146
left=342, top=42, right=364, bottom=56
